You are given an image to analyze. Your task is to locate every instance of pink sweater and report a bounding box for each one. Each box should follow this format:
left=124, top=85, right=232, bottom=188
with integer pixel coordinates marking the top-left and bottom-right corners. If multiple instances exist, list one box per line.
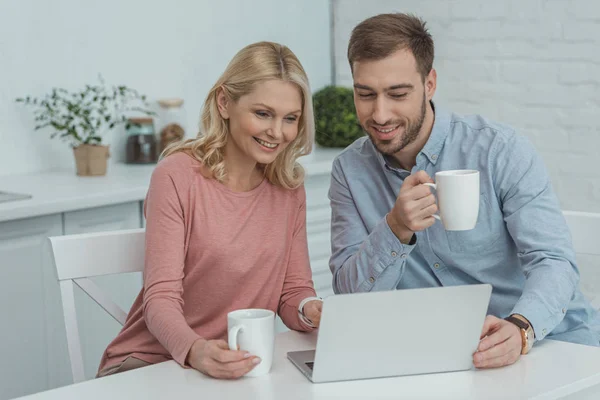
left=98, top=152, right=317, bottom=372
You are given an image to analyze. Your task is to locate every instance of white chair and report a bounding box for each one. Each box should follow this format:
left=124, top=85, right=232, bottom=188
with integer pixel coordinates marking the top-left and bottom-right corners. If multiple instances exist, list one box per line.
left=47, top=228, right=145, bottom=383
left=563, top=211, right=600, bottom=309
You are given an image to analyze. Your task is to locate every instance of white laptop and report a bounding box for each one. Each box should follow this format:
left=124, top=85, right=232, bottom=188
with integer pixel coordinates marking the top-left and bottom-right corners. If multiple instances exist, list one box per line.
left=288, top=284, right=492, bottom=383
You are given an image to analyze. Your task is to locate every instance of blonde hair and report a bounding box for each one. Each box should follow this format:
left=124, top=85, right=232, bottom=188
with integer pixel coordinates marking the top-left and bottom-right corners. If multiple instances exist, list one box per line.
left=162, top=41, right=314, bottom=190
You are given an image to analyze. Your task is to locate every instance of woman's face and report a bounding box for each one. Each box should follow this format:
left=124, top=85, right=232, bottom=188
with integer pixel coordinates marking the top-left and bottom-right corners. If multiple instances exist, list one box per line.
left=218, top=79, right=303, bottom=166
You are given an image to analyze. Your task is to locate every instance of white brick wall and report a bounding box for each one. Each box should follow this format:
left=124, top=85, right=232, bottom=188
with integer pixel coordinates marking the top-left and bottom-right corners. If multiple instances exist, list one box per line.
left=332, top=0, right=600, bottom=212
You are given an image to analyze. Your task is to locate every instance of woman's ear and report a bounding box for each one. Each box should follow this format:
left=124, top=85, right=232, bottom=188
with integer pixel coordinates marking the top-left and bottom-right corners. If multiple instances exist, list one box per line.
left=216, top=87, right=230, bottom=119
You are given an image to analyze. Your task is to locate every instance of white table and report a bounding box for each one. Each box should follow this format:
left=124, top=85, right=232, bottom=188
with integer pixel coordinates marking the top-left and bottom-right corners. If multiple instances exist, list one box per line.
left=15, top=331, right=600, bottom=400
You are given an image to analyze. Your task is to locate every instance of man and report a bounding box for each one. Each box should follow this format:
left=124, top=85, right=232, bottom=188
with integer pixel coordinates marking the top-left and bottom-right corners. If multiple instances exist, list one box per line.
left=328, top=13, right=600, bottom=369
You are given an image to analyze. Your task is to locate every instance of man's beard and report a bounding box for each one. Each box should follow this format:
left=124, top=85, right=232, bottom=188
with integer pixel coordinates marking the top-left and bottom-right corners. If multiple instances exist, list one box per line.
left=368, top=93, right=427, bottom=156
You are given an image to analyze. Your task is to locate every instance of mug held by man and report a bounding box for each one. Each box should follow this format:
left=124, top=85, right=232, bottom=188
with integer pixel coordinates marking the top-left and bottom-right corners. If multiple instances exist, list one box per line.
left=424, top=170, right=480, bottom=231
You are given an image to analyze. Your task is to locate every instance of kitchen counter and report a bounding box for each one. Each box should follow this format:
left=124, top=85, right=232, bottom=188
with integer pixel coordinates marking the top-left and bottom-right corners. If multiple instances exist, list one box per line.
left=0, top=147, right=343, bottom=223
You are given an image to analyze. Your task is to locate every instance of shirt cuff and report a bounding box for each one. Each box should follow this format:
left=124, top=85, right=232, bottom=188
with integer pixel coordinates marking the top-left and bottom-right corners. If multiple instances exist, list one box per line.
left=298, top=296, right=322, bottom=327
left=357, top=216, right=417, bottom=291
left=510, top=296, right=568, bottom=341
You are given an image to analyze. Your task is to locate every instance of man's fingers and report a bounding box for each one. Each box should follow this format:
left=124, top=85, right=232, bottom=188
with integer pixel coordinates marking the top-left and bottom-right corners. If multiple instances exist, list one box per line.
left=399, top=193, right=435, bottom=218
left=412, top=170, right=434, bottom=184
left=473, top=317, right=523, bottom=369
left=479, top=323, right=514, bottom=351
left=480, top=315, right=500, bottom=339
left=475, top=337, right=511, bottom=361
left=401, top=197, right=438, bottom=231
left=421, top=216, right=437, bottom=229
left=401, top=184, right=433, bottom=201
left=415, top=202, right=438, bottom=220
left=403, top=171, right=434, bottom=188
left=474, top=348, right=520, bottom=369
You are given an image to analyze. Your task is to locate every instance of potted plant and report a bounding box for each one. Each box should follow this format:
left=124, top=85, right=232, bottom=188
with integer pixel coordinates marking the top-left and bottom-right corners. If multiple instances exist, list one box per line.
left=16, top=76, right=155, bottom=176
left=313, top=85, right=364, bottom=148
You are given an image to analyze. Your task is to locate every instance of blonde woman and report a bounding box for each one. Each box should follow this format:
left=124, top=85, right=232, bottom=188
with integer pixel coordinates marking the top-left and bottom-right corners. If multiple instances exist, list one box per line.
left=97, top=42, right=322, bottom=380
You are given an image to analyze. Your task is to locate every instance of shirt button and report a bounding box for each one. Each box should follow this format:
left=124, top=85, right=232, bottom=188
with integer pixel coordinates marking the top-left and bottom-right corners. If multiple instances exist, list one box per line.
left=562, top=308, right=566, bottom=314
left=401, top=253, right=407, bottom=259
left=434, top=263, right=440, bottom=269
left=391, top=251, right=397, bottom=257
left=542, top=328, right=547, bottom=336
left=369, top=277, right=375, bottom=283
left=431, top=154, right=438, bottom=160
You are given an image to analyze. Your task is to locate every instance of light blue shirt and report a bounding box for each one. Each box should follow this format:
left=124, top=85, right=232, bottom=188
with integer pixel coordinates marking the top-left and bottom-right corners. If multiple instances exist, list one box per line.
left=328, top=104, right=600, bottom=346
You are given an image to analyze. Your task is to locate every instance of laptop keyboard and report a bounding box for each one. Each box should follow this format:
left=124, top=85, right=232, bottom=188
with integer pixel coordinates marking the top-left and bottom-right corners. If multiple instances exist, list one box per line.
left=305, top=361, right=314, bottom=370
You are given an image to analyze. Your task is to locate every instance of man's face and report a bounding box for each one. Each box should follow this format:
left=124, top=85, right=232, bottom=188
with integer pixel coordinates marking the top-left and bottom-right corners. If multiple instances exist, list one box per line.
left=352, top=49, right=435, bottom=156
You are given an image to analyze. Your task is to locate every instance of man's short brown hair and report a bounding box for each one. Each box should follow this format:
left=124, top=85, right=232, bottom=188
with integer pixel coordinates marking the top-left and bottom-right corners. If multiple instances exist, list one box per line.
left=347, top=13, right=434, bottom=81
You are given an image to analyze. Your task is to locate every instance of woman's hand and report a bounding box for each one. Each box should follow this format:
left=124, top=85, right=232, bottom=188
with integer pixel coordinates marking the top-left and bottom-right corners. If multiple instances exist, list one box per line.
left=186, top=338, right=261, bottom=379
left=303, top=300, right=323, bottom=327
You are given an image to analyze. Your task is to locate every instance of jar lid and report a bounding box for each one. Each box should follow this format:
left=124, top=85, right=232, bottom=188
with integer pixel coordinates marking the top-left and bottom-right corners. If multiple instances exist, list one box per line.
left=128, top=117, right=154, bottom=125
left=158, top=98, right=184, bottom=108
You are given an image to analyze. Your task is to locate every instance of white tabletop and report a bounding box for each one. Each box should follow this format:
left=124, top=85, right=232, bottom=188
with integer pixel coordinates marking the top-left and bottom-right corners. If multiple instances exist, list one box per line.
left=15, top=330, right=600, bottom=400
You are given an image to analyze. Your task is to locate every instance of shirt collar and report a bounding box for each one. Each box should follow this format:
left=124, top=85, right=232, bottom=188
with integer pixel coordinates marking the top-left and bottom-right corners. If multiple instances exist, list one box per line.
left=374, top=101, right=452, bottom=172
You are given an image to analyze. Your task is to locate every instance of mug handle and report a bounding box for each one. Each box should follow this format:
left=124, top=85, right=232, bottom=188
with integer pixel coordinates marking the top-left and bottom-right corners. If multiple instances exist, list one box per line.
left=228, top=324, right=244, bottom=351
left=423, top=183, right=441, bottom=221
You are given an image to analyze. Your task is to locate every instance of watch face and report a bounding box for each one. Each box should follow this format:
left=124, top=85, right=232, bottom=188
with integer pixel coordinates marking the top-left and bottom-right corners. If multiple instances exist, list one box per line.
left=526, top=329, right=535, bottom=343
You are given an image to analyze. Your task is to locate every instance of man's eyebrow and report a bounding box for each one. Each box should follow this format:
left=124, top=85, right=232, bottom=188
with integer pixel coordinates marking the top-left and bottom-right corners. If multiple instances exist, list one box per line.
left=353, top=83, right=414, bottom=91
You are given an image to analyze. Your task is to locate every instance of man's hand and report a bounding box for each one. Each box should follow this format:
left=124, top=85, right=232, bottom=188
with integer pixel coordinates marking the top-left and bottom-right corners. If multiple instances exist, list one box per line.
left=473, top=315, right=522, bottom=369
left=303, top=300, right=322, bottom=327
left=387, top=170, right=437, bottom=244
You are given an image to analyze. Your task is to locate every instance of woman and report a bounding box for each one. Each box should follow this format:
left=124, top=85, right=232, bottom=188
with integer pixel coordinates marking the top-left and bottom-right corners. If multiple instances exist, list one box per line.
left=97, top=41, right=322, bottom=379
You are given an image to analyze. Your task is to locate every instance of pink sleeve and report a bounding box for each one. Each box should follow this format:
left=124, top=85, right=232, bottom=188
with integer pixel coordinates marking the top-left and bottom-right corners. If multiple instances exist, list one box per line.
left=142, top=162, right=201, bottom=366
left=277, top=186, right=318, bottom=332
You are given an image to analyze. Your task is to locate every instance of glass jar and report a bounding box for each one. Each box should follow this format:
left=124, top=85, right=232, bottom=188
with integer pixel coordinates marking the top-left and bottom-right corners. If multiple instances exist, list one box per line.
left=157, top=98, right=186, bottom=154
left=125, top=117, right=158, bottom=164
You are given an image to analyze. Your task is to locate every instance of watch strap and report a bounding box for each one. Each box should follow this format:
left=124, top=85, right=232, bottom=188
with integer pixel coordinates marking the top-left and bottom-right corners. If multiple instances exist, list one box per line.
left=505, top=315, right=529, bottom=330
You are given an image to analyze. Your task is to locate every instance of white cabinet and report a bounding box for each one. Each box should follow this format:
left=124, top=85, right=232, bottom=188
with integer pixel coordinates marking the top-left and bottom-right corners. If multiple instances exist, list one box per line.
left=305, top=173, right=333, bottom=299
left=0, top=214, right=62, bottom=400
left=275, top=173, right=333, bottom=334
left=43, top=202, right=144, bottom=390
left=63, top=202, right=141, bottom=234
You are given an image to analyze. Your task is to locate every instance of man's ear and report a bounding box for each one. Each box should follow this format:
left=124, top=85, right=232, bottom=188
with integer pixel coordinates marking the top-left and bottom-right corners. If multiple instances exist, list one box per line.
left=425, top=68, right=437, bottom=101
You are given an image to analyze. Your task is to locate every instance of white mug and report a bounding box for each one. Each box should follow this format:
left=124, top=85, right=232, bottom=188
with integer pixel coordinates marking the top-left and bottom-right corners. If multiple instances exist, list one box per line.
left=228, top=308, right=275, bottom=377
left=424, top=170, right=480, bottom=231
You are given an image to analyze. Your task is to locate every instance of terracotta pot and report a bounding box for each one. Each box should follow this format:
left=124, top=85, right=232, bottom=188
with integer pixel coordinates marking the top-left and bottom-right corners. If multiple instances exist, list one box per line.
left=73, top=144, right=110, bottom=176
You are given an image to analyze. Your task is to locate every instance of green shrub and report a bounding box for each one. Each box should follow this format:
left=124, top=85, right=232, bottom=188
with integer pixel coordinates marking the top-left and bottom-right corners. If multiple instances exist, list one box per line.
left=313, top=86, right=364, bottom=148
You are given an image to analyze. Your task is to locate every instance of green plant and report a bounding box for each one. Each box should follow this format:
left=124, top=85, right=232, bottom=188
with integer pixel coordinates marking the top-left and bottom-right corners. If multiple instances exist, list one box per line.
left=313, top=85, right=364, bottom=148
left=16, top=76, right=155, bottom=147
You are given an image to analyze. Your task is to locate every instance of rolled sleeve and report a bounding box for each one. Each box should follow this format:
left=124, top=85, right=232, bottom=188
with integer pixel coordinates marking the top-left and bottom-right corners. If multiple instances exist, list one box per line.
left=511, top=291, right=571, bottom=341
left=494, top=134, right=578, bottom=341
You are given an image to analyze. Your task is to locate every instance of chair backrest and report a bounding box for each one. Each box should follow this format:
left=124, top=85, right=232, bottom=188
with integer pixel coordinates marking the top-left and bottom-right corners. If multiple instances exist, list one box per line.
left=563, top=211, right=599, bottom=256
left=47, top=228, right=145, bottom=383
left=563, top=211, right=600, bottom=309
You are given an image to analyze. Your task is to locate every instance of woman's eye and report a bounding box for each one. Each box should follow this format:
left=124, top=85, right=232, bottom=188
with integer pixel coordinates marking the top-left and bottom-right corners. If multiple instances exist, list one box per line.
left=255, top=111, right=270, bottom=118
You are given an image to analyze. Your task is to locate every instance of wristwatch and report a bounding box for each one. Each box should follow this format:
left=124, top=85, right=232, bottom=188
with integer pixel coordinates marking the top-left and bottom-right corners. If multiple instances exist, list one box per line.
left=505, top=314, right=535, bottom=355
left=298, top=297, right=322, bottom=327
